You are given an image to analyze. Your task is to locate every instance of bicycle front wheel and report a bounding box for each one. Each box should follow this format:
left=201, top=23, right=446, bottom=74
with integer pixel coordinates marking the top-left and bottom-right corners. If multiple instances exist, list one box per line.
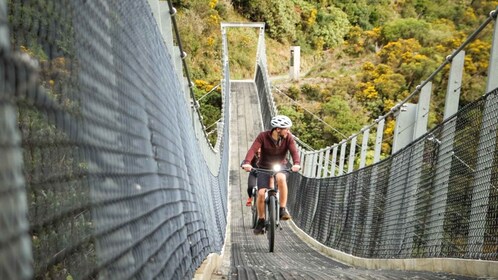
left=267, top=195, right=276, bottom=252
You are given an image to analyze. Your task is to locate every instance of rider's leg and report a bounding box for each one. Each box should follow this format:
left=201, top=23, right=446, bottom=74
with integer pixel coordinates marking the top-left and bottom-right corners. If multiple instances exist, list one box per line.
left=276, top=173, right=287, bottom=207
left=276, top=172, right=291, bottom=220
left=257, top=188, right=266, bottom=219
left=247, top=172, right=256, bottom=197
left=256, top=172, right=272, bottom=219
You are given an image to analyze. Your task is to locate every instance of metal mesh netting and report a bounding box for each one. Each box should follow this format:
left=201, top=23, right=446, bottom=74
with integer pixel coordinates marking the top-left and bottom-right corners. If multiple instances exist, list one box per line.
left=1, top=0, right=228, bottom=279
left=284, top=88, right=498, bottom=260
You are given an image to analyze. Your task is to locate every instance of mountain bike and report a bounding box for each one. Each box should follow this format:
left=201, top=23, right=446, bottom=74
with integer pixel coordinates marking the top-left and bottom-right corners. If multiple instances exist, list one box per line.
left=251, top=165, right=290, bottom=252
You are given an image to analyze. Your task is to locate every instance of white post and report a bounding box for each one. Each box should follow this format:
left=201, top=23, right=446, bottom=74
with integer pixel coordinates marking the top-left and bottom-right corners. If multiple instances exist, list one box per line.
left=289, top=46, right=300, bottom=80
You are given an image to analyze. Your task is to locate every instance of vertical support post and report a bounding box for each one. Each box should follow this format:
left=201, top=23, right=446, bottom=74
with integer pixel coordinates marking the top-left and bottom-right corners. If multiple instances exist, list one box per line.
left=331, top=145, right=338, bottom=177
left=467, top=15, right=498, bottom=253
left=359, top=128, right=370, bottom=169
left=0, top=0, right=7, bottom=50
left=467, top=92, right=497, bottom=257
left=347, top=136, right=357, bottom=173
left=444, top=51, right=465, bottom=120
left=159, top=1, right=175, bottom=57
left=289, top=46, right=301, bottom=80
left=374, top=118, right=385, bottom=163
left=413, top=82, right=432, bottom=140
left=399, top=80, right=432, bottom=257
left=255, top=26, right=265, bottom=78
left=323, top=148, right=331, bottom=177
left=174, top=48, right=185, bottom=88
left=0, top=1, right=33, bottom=277
left=426, top=50, right=465, bottom=256
left=311, top=152, right=318, bottom=178
left=486, top=10, right=498, bottom=93
left=147, top=0, right=161, bottom=28
left=338, top=141, right=347, bottom=176
left=298, top=146, right=305, bottom=174
left=304, top=152, right=312, bottom=177
left=404, top=141, right=428, bottom=255
left=317, top=149, right=325, bottom=178
left=380, top=149, right=413, bottom=257
left=392, top=103, right=417, bottom=154
left=362, top=163, right=379, bottom=256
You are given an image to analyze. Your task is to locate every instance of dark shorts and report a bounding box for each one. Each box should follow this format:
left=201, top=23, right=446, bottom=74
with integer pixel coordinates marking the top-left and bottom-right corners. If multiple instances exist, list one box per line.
left=256, top=171, right=289, bottom=189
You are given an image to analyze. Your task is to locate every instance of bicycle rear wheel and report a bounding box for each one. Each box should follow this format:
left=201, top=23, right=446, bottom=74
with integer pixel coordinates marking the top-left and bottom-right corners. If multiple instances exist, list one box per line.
left=267, top=195, right=276, bottom=252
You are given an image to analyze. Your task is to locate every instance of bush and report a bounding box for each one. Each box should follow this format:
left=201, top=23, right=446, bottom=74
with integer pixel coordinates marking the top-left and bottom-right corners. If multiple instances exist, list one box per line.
left=300, top=84, right=321, bottom=101
left=381, top=18, right=430, bottom=45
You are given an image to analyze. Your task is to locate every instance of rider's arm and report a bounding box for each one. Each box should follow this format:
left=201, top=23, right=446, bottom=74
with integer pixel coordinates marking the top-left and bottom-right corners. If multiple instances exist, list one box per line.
left=288, top=135, right=300, bottom=165
left=288, top=135, right=301, bottom=172
left=242, top=133, right=264, bottom=166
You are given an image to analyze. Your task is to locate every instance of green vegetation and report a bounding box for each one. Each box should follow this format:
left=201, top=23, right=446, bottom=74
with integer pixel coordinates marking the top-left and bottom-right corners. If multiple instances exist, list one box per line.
left=177, top=0, right=497, bottom=152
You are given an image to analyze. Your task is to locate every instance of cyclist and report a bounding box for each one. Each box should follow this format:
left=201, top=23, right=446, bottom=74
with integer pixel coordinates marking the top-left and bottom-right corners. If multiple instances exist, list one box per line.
left=246, top=148, right=260, bottom=207
left=241, top=115, right=301, bottom=235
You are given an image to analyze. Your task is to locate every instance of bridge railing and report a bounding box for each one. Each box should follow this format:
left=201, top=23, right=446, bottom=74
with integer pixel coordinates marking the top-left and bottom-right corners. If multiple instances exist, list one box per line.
left=253, top=4, right=498, bottom=272
left=0, top=0, right=229, bottom=279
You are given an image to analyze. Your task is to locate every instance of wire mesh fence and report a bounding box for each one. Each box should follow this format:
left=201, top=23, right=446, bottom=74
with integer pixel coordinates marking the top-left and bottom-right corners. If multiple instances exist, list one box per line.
left=1, top=0, right=228, bottom=279
left=285, top=88, right=498, bottom=260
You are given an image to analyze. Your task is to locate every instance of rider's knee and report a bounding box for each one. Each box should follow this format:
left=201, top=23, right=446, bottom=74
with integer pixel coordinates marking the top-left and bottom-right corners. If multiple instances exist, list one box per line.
left=276, top=174, right=286, bottom=183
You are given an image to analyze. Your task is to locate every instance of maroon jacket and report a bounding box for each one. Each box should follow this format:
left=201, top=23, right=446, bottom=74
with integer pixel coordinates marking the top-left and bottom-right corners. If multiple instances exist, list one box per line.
left=243, top=131, right=300, bottom=169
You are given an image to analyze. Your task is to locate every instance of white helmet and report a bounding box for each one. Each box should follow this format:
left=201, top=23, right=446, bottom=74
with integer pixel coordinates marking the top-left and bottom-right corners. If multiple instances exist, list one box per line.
left=271, top=115, right=292, bottom=128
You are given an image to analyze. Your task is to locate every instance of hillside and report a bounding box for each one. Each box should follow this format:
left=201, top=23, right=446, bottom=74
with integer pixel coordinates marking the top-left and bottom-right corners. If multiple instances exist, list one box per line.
left=175, top=0, right=498, bottom=151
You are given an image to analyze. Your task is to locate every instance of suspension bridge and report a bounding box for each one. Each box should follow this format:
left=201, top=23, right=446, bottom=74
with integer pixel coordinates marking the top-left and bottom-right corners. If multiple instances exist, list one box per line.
left=0, top=1, right=497, bottom=279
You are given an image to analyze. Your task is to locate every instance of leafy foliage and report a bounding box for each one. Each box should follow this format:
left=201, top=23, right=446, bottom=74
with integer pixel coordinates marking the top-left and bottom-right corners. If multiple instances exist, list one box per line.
left=176, top=0, right=497, bottom=156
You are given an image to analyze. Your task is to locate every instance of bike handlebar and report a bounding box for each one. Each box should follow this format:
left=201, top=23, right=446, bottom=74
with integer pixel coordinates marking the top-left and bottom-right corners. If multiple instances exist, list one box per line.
left=246, top=167, right=293, bottom=175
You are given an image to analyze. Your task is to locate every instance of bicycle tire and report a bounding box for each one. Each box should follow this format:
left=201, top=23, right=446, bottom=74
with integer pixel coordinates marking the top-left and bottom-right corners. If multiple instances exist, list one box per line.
left=267, top=195, right=276, bottom=252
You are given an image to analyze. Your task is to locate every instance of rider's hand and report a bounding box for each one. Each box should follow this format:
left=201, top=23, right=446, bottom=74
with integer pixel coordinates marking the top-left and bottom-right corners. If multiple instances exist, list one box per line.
left=241, top=164, right=252, bottom=172
left=291, top=165, right=301, bottom=172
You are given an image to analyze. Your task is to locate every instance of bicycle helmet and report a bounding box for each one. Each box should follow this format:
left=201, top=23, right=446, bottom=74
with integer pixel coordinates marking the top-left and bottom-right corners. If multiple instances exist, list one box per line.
left=270, top=115, right=292, bottom=128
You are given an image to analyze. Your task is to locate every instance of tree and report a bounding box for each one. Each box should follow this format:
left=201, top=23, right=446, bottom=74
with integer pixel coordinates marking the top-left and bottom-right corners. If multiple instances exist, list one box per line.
left=380, top=18, right=430, bottom=45
left=309, top=5, right=351, bottom=49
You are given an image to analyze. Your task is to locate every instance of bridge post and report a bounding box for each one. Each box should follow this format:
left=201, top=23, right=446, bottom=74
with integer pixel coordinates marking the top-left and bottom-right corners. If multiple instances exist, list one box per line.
left=373, top=118, right=385, bottom=163
left=147, top=0, right=161, bottom=29
left=347, top=135, right=357, bottom=173
left=0, top=1, right=33, bottom=277
left=322, top=148, right=331, bottom=177
left=289, top=46, right=300, bottom=80
left=359, top=128, right=370, bottom=169
left=317, top=149, right=325, bottom=178
left=380, top=147, right=413, bottom=257
left=444, top=51, right=465, bottom=119
left=413, top=82, right=432, bottom=140
left=399, top=82, right=432, bottom=255
left=298, top=145, right=305, bottom=173
left=330, top=145, right=338, bottom=176
left=361, top=163, right=381, bottom=257
left=312, top=151, right=319, bottom=178
left=486, top=8, right=498, bottom=93
left=467, top=14, right=498, bottom=256
left=303, top=151, right=312, bottom=177
left=158, top=1, right=175, bottom=57
left=467, top=92, right=498, bottom=258
left=392, top=103, right=417, bottom=154
left=426, top=50, right=465, bottom=256
left=338, top=141, right=347, bottom=176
